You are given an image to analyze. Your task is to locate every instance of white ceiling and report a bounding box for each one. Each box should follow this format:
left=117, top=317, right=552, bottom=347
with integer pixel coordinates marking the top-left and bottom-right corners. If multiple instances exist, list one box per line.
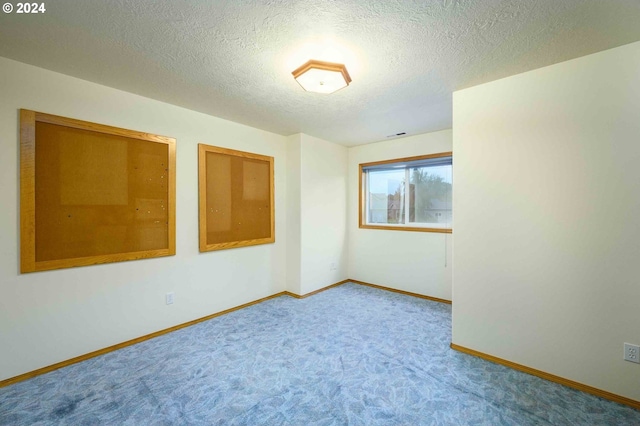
left=1, top=1, right=640, bottom=146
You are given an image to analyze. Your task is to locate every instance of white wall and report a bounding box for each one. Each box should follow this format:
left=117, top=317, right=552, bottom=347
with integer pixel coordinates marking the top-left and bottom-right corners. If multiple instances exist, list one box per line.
left=287, top=134, right=348, bottom=295
left=285, top=134, right=302, bottom=295
left=452, top=41, right=640, bottom=401
left=300, top=134, right=348, bottom=294
left=348, top=131, right=453, bottom=301
left=0, top=57, right=288, bottom=381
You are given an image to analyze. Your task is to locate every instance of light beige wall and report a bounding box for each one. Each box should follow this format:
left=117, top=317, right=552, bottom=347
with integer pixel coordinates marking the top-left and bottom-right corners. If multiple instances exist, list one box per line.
left=299, top=134, right=348, bottom=294
left=287, top=133, right=349, bottom=295
left=0, top=57, right=288, bottom=381
left=285, top=134, right=302, bottom=294
left=452, top=41, right=640, bottom=400
left=347, top=131, right=453, bottom=300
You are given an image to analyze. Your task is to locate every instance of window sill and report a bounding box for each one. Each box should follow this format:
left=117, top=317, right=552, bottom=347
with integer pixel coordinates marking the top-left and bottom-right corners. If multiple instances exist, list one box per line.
left=359, top=224, right=452, bottom=234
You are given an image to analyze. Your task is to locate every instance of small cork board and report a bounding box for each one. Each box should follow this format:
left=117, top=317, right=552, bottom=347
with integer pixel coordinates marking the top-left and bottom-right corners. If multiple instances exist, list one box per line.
left=20, top=109, right=176, bottom=273
left=198, top=144, right=274, bottom=252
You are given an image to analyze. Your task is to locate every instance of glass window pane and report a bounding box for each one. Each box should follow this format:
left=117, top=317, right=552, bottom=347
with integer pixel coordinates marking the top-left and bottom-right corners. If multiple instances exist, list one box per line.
left=408, top=164, right=452, bottom=227
left=367, top=169, right=405, bottom=224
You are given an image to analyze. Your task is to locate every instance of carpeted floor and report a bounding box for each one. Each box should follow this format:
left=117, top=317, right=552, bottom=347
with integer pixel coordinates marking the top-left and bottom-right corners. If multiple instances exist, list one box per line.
left=1, top=283, right=638, bottom=425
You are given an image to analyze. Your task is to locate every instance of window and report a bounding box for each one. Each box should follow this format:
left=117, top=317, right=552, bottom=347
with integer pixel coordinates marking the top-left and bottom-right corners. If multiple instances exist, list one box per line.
left=359, top=152, right=452, bottom=233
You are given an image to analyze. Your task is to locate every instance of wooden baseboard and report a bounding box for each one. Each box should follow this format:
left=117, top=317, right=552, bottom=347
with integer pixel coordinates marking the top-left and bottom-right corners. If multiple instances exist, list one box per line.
left=450, top=343, right=640, bottom=411
left=349, top=279, right=452, bottom=304
left=284, top=279, right=451, bottom=305
left=283, top=279, right=350, bottom=299
left=0, top=278, right=446, bottom=388
left=0, top=291, right=287, bottom=388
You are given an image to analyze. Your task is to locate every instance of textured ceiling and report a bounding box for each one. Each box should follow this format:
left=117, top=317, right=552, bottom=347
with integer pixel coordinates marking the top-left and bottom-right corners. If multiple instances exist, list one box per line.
left=1, top=0, right=640, bottom=146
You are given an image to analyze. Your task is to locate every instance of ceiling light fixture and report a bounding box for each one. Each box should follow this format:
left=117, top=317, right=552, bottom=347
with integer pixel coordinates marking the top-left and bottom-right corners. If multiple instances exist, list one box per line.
left=292, top=59, right=352, bottom=94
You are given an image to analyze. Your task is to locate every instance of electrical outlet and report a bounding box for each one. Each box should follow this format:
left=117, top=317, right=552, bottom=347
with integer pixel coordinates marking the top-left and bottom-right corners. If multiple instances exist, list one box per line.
left=330, top=262, right=336, bottom=271
left=624, top=343, right=640, bottom=363
left=166, top=292, right=175, bottom=305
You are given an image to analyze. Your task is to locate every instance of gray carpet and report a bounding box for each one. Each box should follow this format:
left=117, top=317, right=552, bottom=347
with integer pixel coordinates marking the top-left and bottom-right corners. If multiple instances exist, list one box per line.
left=1, top=283, right=638, bottom=425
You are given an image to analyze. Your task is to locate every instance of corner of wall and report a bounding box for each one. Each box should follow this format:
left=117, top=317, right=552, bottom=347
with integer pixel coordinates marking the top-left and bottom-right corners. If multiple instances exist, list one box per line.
left=298, top=134, right=349, bottom=294
left=285, top=134, right=302, bottom=294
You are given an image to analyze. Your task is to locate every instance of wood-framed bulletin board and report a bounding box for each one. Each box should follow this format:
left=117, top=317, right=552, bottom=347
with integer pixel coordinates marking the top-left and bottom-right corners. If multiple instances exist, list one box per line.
left=198, top=144, right=274, bottom=252
left=20, top=109, right=176, bottom=273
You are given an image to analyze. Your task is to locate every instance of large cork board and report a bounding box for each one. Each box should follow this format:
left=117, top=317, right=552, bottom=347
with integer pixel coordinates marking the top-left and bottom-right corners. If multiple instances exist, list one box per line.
left=20, top=109, right=176, bottom=273
left=198, top=144, right=274, bottom=252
